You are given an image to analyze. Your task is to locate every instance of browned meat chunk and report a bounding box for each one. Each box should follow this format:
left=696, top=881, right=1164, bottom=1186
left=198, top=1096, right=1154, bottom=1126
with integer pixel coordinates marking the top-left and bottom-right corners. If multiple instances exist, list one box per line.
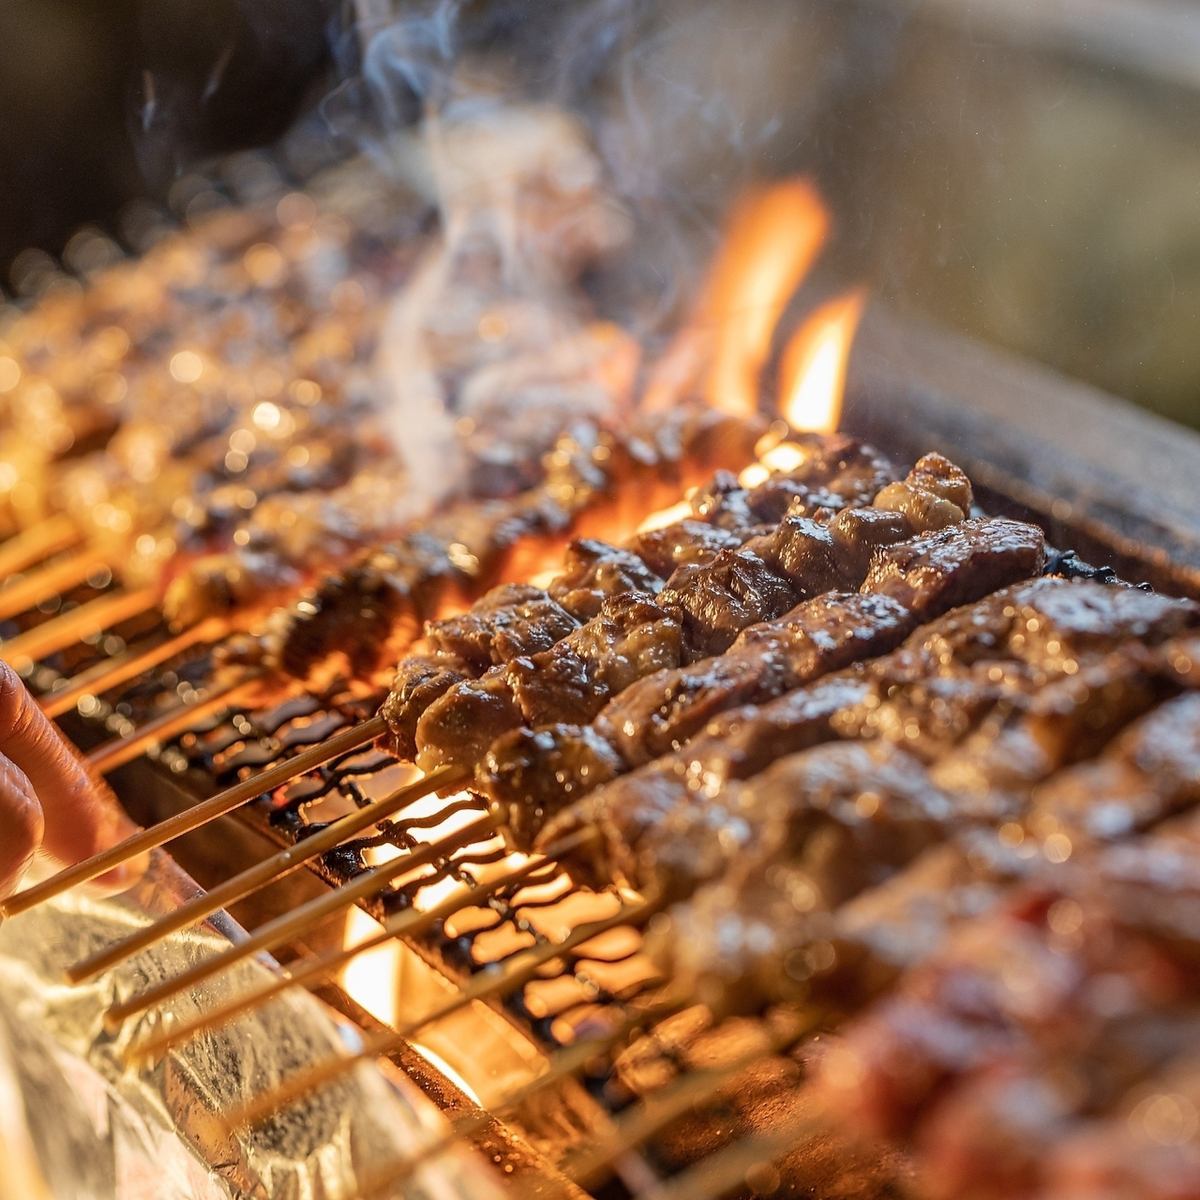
left=414, top=592, right=681, bottom=772
left=661, top=546, right=799, bottom=660
left=862, top=516, right=1045, bottom=619
left=1027, top=690, right=1200, bottom=842
left=380, top=655, right=471, bottom=760
left=547, top=539, right=664, bottom=618
left=483, top=725, right=626, bottom=852
left=426, top=583, right=579, bottom=670
left=630, top=519, right=749, bottom=578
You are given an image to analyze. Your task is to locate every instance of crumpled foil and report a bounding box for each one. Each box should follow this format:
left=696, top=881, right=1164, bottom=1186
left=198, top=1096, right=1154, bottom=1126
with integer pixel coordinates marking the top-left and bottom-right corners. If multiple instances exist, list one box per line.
left=0, top=853, right=502, bottom=1200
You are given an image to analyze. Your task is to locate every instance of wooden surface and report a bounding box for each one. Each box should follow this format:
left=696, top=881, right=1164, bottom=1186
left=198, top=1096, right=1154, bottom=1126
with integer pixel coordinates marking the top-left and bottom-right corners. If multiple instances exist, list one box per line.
left=845, top=306, right=1200, bottom=598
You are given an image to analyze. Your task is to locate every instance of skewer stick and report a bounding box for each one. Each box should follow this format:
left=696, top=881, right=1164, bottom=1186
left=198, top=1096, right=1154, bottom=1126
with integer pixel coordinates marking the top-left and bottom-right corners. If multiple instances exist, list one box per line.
left=0, top=586, right=158, bottom=666
left=633, top=1111, right=826, bottom=1200
left=0, top=714, right=390, bottom=918
left=125, top=834, right=588, bottom=1064
left=566, top=1019, right=815, bottom=1188
left=355, top=995, right=693, bottom=1198
left=85, top=787, right=482, bottom=993
left=0, top=515, right=81, bottom=579
left=225, top=890, right=660, bottom=1129
left=85, top=675, right=263, bottom=775
left=0, top=549, right=110, bottom=622
left=41, top=619, right=227, bottom=719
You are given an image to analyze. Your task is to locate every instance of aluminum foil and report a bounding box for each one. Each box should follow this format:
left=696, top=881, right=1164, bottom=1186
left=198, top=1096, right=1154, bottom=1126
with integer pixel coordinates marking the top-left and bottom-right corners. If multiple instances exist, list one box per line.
left=0, top=853, right=502, bottom=1200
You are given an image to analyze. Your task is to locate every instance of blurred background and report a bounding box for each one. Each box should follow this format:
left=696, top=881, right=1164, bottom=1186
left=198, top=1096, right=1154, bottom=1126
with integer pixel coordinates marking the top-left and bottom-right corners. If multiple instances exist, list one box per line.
left=3, top=0, right=1199, bottom=430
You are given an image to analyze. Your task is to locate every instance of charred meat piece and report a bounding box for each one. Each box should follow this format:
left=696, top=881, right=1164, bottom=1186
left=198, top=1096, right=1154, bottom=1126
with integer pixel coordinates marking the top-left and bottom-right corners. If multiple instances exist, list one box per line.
left=861, top=516, right=1044, bottom=620
left=690, top=433, right=895, bottom=530
left=1026, top=688, right=1200, bottom=843
left=546, top=538, right=665, bottom=618
left=380, top=655, right=473, bottom=764
left=661, top=542, right=801, bottom=660
left=263, top=530, right=461, bottom=680
left=426, top=583, right=581, bottom=671
left=629, top=518, right=750, bottom=579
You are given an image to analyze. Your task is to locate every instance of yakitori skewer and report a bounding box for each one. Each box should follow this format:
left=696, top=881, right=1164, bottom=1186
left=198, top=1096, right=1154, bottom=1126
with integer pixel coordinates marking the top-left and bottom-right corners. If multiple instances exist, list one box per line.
left=89, top=795, right=485, bottom=1000
left=0, top=585, right=158, bottom=667
left=85, top=674, right=263, bottom=775
left=40, top=619, right=225, bottom=719
left=0, top=514, right=81, bottom=579
left=225, top=894, right=661, bottom=1129
left=0, top=548, right=110, bottom=623
left=125, top=829, right=596, bottom=1063
left=0, top=714, right=394, bottom=917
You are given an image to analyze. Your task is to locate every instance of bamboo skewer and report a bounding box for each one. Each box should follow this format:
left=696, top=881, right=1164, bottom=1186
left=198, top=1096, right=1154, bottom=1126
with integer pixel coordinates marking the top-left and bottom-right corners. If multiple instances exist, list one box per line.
left=0, top=549, right=110, bottom=622
left=633, top=1111, right=826, bottom=1200
left=565, top=1019, right=816, bottom=1189
left=224, top=891, right=660, bottom=1129
left=85, top=784, right=481, bottom=995
left=355, top=995, right=693, bottom=1198
left=85, top=674, right=263, bottom=775
left=125, top=833, right=591, bottom=1064
left=0, top=515, right=81, bottom=579
left=41, top=619, right=226, bottom=719
left=0, top=586, right=158, bottom=666
left=0, top=714, right=390, bottom=918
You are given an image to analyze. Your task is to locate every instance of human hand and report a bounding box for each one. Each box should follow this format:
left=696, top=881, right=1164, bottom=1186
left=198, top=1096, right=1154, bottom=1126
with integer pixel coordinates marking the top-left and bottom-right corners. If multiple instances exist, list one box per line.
left=0, top=663, right=140, bottom=898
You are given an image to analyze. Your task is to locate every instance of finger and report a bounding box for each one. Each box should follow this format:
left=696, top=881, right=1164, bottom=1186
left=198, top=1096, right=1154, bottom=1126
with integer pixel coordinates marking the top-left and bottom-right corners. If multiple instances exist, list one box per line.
left=0, top=753, right=43, bottom=898
left=0, top=663, right=142, bottom=883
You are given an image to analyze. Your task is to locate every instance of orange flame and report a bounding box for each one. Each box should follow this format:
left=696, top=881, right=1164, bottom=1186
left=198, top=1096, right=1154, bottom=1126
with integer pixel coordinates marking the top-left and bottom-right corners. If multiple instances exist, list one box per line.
left=646, top=179, right=829, bottom=416
left=778, top=288, right=866, bottom=433
left=341, top=904, right=402, bottom=1029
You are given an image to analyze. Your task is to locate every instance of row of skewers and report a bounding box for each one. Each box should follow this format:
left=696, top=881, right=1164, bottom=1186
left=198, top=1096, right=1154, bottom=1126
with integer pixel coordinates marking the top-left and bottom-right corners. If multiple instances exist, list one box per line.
left=10, top=393, right=1195, bottom=1199
left=0, top=106, right=644, bottom=694
left=4, top=136, right=1192, bottom=1198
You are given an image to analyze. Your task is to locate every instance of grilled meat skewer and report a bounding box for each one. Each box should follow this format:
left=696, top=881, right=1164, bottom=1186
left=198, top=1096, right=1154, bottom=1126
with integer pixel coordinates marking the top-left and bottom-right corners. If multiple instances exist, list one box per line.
left=545, top=578, right=1196, bottom=894
left=813, top=824, right=1200, bottom=1200
left=374, top=434, right=897, bottom=756
left=0, top=178, right=422, bottom=539
left=642, top=607, right=1196, bottom=1018
left=401, top=452, right=970, bottom=778
left=213, top=408, right=775, bottom=685
left=628, top=620, right=1200, bottom=1195
left=480, top=509, right=1047, bottom=846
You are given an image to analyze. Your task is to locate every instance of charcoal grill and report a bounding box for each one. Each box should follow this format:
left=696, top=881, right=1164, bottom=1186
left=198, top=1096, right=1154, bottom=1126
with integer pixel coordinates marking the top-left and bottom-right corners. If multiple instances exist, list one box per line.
left=4, top=133, right=1200, bottom=1200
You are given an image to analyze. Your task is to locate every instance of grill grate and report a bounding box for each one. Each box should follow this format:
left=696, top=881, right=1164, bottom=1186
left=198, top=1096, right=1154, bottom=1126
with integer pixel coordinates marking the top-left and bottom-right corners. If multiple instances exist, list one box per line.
left=29, top=617, right=755, bottom=1192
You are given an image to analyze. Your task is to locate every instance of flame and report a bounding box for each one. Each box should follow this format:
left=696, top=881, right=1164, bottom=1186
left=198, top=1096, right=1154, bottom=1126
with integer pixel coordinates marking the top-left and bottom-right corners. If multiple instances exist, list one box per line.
left=778, top=288, right=866, bottom=433
left=636, top=499, right=693, bottom=534
left=647, top=179, right=829, bottom=416
left=341, top=906, right=403, bottom=1029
